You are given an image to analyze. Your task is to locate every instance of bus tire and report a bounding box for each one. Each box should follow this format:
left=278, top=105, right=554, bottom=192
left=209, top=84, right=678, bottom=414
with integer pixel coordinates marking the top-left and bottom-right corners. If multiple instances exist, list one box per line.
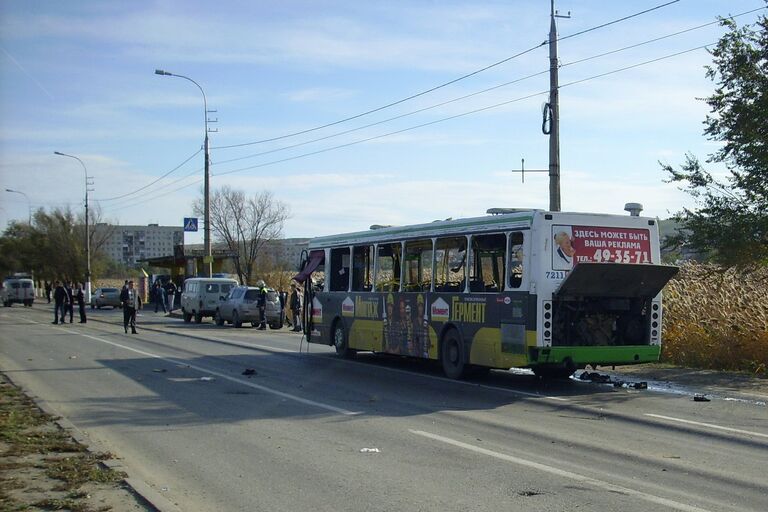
left=232, top=310, right=242, bottom=328
left=441, top=329, right=466, bottom=379
left=214, top=309, right=224, bottom=326
left=332, top=320, right=355, bottom=358
left=183, top=309, right=192, bottom=323
left=194, top=312, right=203, bottom=324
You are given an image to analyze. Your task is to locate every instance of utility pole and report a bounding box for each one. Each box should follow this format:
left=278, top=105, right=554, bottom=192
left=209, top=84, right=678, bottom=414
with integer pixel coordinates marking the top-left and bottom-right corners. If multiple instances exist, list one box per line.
left=547, top=0, right=568, bottom=212
left=510, top=1, right=568, bottom=212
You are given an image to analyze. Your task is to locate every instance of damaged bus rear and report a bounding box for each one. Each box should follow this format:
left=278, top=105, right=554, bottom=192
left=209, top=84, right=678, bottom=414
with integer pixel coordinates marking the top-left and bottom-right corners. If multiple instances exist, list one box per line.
left=530, top=210, right=678, bottom=377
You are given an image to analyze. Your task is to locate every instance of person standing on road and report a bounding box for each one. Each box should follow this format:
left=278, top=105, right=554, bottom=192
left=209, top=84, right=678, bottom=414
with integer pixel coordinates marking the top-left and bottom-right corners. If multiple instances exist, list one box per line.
left=290, top=282, right=302, bottom=332
left=75, top=282, right=87, bottom=323
left=44, top=281, right=52, bottom=303
left=256, top=279, right=267, bottom=330
left=64, top=281, right=74, bottom=323
left=164, top=280, right=177, bottom=313
left=52, top=280, right=67, bottom=324
left=121, top=280, right=141, bottom=334
left=153, top=281, right=166, bottom=314
left=278, top=288, right=287, bottom=328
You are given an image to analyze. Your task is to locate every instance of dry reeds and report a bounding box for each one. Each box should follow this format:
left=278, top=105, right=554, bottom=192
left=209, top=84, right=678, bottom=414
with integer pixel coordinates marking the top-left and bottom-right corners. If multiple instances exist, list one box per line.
left=662, top=262, right=768, bottom=375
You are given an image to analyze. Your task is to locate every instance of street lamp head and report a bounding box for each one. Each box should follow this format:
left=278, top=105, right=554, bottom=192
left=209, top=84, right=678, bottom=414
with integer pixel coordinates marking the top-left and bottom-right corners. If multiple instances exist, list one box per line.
left=54, top=151, right=64, bottom=155
left=5, top=188, right=15, bottom=193
left=155, top=69, right=172, bottom=76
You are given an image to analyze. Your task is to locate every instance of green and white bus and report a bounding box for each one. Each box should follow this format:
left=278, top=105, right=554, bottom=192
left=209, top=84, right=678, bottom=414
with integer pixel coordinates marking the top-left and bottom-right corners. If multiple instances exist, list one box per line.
left=294, top=209, right=678, bottom=378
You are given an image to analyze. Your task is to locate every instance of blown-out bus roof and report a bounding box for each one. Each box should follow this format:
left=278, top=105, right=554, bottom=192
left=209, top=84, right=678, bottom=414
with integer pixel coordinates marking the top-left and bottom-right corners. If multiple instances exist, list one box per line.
left=307, top=209, right=658, bottom=249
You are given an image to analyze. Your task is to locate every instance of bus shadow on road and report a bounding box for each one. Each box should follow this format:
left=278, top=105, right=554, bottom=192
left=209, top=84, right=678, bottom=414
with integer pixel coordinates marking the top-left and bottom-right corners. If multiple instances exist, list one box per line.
left=79, top=348, right=657, bottom=432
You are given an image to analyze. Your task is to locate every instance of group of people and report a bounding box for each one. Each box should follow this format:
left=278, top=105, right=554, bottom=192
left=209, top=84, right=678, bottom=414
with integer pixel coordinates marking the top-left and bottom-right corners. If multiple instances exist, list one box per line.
left=278, top=282, right=303, bottom=332
left=150, top=279, right=178, bottom=314
left=47, top=276, right=303, bottom=335
left=50, top=280, right=87, bottom=324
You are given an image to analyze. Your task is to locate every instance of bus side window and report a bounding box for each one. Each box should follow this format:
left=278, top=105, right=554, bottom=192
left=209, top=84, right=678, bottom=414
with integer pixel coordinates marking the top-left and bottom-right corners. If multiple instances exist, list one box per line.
left=352, top=245, right=373, bottom=292
left=375, top=243, right=401, bottom=292
left=330, top=247, right=350, bottom=291
left=508, top=231, right=524, bottom=289
left=434, top=237, right=466, bottom=292
left=470, top=233, right=506, bottom=293
left=404, top=239, right=432, bottom=292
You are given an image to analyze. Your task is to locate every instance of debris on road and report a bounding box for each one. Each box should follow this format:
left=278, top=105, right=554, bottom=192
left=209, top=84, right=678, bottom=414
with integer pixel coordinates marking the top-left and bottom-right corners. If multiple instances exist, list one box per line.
left=579, top=371, right=611, bottom=383
left=359, top=448, right=380, bottom=453
left=693, top=393, right=711, bottom=402
left=242, top=368, right=257, bottom=376
left=199, top=376, right=215, bottom=382
left=579, top=371, right=648, bottom=390
left=153, top=368, right=167, bottom=373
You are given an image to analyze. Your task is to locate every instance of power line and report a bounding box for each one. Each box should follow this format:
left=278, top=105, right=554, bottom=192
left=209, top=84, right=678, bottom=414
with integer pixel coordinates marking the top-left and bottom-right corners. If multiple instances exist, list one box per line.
left=101, top=174, right=204, bottom=214
left=213, top=6, right=765, bottom=168
left=94, top=148, right=202, bottom=201
left=211, top=44, right=545, bottom=150
left=212, top=42, right=715, bottom=178
left=558, top=0, right=680, bottom=42
left=211, top=0, right=682, bottom=150
left=99, top=164, right=203, bottom=212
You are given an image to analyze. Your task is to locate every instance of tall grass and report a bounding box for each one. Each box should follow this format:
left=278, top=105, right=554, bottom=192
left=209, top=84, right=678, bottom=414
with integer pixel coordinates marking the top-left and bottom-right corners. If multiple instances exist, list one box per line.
left=662, top=262, right=768, bottom=375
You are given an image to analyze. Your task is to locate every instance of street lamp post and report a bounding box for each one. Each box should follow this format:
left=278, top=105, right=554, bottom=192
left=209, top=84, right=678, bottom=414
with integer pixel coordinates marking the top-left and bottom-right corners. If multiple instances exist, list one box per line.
left=155, top=69, right=212, bottom=278
left=5, top=188, right=31, bottom=224
left=54, top=152, right=91, bottom=303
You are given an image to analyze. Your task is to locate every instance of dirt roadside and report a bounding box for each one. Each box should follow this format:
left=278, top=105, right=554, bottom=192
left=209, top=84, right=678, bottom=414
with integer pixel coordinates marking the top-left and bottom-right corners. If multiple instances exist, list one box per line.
left=0, top=373, right=152, bottom=512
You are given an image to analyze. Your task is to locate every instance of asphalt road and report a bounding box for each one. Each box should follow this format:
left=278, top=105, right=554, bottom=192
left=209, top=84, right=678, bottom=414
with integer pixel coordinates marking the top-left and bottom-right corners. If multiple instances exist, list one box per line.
left=1, top=305, right=766, bottom=512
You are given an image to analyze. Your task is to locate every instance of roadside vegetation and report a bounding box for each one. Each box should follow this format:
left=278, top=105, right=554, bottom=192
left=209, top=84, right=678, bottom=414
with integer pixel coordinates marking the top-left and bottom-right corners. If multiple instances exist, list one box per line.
left=662, top=262, right=768, bottom=376
left=0, top=376, right=134, bottom=511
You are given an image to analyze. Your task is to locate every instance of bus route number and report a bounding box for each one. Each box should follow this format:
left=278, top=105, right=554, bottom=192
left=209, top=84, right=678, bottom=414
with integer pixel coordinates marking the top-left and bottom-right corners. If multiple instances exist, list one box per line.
left=546, top=271, right=567, bottom=280
left=592, top=249, right=650, bottom=264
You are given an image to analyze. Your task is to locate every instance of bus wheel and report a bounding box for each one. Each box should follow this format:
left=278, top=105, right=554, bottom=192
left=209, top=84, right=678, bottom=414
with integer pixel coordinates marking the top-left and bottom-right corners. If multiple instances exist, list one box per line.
left=183, top=309, right=192, bottom=323
left=441, top=330, right=466, bottom=379
left=214, top=310, right=224, bottom=326
left=232, top=310, right=242, bottom=328
left=194, top=312, right=203, bottom=324
left=333, top=321, right=355, bottom=358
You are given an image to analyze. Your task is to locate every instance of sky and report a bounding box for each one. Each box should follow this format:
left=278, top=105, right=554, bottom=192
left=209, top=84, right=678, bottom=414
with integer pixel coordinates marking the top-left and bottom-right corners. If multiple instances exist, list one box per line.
left=0, top=0, right=765, bottom=244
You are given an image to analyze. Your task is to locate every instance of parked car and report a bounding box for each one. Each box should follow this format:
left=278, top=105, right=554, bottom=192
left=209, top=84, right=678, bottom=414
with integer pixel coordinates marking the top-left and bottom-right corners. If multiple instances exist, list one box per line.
left=2, top=277, right=35, bottom=307
left=214, top=286, right=283, bottom=328
left=181, top=277, right=238, bottom=323
left=91, top=287, right=122, bottom=309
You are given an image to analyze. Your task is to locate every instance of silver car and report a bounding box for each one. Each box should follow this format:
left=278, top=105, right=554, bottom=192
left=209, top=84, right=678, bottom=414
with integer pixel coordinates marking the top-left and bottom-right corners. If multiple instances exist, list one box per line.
left=91, top=287, right=122, bottom=309
left=214, top=286, right=283, bottom=328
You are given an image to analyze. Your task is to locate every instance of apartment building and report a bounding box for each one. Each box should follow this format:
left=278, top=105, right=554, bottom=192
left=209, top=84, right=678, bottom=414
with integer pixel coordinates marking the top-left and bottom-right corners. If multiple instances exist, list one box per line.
left=94, top=223, right=183, bottom=266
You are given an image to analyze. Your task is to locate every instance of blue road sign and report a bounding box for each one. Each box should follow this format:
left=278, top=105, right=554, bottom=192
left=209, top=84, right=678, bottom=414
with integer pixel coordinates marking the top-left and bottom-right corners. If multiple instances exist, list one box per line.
left=183, top=217, right=198, bottom=232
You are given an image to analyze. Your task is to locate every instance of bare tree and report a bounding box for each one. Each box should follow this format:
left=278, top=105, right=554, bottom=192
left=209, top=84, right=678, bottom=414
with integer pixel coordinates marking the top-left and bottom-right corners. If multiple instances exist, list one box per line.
left=194, top=186, right=290, bottom=284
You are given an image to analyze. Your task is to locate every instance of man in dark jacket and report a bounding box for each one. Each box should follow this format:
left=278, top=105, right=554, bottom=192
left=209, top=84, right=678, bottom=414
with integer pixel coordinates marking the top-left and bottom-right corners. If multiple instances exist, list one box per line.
left=256, top=280, right=267, bottom=330
left=153, top=281, right=166, bottom=314
left=52, top=280, right=67, bottom=324
left=64, top=282, right=74, bottom=323
left=75, top=282, right=87, bottom=323
left=164, top=280, right=178, bottom=312
left=120, top=280, right=140, bottom=334
left=289, top=282, right=302, bottom=332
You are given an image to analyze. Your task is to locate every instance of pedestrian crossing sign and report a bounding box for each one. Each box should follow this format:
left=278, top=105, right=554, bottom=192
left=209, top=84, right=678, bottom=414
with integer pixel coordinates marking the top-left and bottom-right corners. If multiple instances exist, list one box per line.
left=183, top=217, right=198, bottom=232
